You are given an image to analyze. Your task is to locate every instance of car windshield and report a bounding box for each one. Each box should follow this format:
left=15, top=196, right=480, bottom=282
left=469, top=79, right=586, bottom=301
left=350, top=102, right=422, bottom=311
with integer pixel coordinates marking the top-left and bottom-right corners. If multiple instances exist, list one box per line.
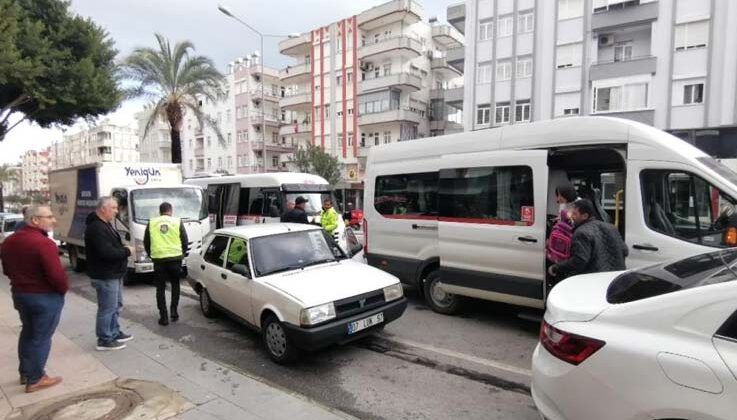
left=251, top=229, right=342, bottom=277
left=131, top=188, right=207, bottom=223
left=607, top=248, right=737, bottom=303
left=283, top=192, right=333, bottom=216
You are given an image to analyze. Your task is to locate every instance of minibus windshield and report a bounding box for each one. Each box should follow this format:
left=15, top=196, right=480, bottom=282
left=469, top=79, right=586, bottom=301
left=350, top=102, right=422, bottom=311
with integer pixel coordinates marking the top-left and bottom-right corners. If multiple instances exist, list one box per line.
left=283, top=192, right=333, bottom=216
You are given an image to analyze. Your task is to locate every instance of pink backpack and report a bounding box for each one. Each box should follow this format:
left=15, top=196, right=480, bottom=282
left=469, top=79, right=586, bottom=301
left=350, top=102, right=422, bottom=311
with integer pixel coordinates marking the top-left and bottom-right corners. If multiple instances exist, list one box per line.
left=547, top=211, right=573, bottom=263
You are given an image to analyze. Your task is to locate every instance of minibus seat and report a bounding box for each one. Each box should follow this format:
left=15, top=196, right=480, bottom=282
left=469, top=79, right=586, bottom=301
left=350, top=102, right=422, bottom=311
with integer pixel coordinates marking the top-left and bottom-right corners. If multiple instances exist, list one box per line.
left=578, top=187, right=611, bottom=224
left=548, top=170, right=571, bottom=215
left=647, top=198, right=676, bottom=236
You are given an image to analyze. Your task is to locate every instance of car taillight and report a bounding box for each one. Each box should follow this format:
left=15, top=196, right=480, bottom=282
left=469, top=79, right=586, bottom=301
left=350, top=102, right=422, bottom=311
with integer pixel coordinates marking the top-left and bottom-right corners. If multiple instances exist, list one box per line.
left=363, top=219, right=368, bottom=253
left=540, top=321, right=605, bottom=366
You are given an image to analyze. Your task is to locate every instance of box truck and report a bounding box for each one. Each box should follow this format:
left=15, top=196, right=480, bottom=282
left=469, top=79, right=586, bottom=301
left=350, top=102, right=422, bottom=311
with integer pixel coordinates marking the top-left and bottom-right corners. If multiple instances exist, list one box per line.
left=49, top=162, right=210, bottom=276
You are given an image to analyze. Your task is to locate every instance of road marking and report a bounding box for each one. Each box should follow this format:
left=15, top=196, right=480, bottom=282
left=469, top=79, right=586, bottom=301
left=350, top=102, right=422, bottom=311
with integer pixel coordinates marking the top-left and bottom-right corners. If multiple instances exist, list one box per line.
left=387, top=336, right=533, bottom=377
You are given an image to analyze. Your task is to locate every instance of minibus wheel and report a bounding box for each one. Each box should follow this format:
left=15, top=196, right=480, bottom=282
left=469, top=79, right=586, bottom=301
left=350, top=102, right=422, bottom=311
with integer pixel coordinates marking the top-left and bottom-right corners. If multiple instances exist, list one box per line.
left=422, top=270, right=463, bottom=315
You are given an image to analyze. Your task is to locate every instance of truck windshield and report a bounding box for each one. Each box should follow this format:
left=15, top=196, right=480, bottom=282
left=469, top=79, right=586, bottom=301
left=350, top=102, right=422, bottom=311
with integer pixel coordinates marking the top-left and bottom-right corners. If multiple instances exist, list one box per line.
left=283, top=192, right=333, bottom=216
left=131, top=188, right=207, bottom=224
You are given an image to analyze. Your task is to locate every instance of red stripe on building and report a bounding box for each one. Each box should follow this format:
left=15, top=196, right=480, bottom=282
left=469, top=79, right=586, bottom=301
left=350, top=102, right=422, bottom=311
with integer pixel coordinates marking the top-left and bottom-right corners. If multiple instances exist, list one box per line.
left=320, top=27, right=325, bottom=150
left=310, top=31, right=316, bottom=146
left=341, top=19, right=348, bottom=158
left=352, top=16, right=358, bottom=158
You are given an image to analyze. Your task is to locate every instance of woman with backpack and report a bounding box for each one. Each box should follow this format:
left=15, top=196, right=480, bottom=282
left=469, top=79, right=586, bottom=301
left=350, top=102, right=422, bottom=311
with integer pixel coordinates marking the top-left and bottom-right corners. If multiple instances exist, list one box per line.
left=546, top=183, right=578, bottom=288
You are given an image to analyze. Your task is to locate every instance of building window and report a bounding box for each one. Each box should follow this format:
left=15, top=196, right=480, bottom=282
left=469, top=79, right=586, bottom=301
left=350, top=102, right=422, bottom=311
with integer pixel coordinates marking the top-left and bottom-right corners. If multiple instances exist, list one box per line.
left=479, top=20, right=494, bottom=41
left=476, top=105, right=491, bottom=125
left=383, top=131, right=391, bottom=144
left=189, top=159, right=193, bottom=170
left=218, top=157, right=223, bottom=169
left=563, top=107, right=580, bottom=115
left=516, top=57, right=533, bottom=78
left=383, top=63, right=392, bottom=76
left=272, top=156, right=279, bottom=167
left=497, top=15, right=513, bottom=37
left=675, top=21, right=709, bottom=51
left=613, top=42, right=633, bottom=62
left=683, top=83, right=704, bottom=105
left=227, top=156, right=232, bottom=168
left=207, top=136, right=211, bottom=147
left=227, top=133, right=232, bottom=145
left=207, top=158, right=211, bottom=169
left=336, top=75, right=342, bottom=85
left=556, top=43, right=583, bottom=68
left=515, top=100, right=531, bottom=122
left=558, top=0, right=584, bottom=19
left=495, top=102, right=511, bottom=124
left=348, top=133, right=353, bottom=146
left=593, top=83, right=648, bottom=112
left=477, top=62, right=493, bottom=84
left=496, top=61, right=512, bottom=81
left=518, top=12, right=534, bottom=33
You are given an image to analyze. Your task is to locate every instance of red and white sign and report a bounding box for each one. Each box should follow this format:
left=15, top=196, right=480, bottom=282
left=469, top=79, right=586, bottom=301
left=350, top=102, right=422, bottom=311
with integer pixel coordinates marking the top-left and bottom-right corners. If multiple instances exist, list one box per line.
left=521, top=206, right=535, bottom=224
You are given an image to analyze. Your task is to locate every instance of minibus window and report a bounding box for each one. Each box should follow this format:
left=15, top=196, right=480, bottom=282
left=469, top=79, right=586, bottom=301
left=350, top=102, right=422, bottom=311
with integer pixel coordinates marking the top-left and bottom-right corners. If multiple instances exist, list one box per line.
left=374, top=172, right=438, bottom=218
left=641, top=170, right=736, bottom=247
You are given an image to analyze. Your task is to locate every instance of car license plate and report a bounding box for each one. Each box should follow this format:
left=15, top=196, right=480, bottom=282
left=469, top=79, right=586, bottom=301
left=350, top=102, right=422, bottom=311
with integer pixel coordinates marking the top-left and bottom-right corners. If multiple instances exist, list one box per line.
left=347, top=312, right=384, bottom=334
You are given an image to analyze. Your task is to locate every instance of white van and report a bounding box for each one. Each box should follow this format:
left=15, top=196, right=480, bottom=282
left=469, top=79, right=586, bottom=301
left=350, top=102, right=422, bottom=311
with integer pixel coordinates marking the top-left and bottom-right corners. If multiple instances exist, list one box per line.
left=184, top=172, right=348, bottom=245
left=364, top=117, right=737, bottom=314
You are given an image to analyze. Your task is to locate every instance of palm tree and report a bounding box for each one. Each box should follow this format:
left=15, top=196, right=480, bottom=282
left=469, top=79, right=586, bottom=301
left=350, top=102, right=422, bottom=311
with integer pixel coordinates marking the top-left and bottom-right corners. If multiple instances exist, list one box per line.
left=121, top=34, right=225, bottom=164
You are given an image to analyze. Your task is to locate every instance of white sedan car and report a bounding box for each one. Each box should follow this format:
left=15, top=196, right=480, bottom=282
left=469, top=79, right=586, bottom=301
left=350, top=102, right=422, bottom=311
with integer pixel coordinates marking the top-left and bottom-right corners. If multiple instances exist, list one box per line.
left=186, top=223, right=407, bottom=363
left=532, top=249, right=737, bottom=420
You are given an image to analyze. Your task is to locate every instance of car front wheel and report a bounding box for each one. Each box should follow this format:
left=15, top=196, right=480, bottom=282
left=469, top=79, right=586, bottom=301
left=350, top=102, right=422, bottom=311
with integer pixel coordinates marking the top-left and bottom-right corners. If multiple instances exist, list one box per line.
left=199, top=288, right=217, bottom=318
left=262, top=315, right=299, bottom=364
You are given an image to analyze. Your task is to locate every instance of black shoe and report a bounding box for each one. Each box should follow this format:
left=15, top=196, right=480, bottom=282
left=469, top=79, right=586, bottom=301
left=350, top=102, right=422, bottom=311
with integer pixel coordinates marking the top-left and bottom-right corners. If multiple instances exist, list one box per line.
left=96, top=341, right=126, bottom=351
left=170, top=311, right=179, bottom=322
left=158, top=317, right=169, bottom=326
left=115, top=332, right=134, bottom=342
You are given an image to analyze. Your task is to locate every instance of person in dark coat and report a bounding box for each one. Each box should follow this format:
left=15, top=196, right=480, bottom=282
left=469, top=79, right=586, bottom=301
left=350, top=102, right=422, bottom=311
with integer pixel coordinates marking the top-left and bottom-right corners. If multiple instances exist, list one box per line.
left=549, top=199, right=628, bottom=280
left=84, top=197, right=135, bottom=351
left=280, top=196, right=309, bottom=224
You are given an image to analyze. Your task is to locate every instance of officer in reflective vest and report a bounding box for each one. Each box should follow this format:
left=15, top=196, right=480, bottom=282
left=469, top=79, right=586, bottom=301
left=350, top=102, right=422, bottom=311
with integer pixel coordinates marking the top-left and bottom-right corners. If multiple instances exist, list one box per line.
left=144, top=202, right=188, bottom=326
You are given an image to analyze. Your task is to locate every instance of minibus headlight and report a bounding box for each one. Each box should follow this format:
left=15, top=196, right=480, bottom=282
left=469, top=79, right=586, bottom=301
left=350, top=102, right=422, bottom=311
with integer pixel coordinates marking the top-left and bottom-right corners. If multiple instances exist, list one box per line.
left=300, top=303, right=336, bottom=326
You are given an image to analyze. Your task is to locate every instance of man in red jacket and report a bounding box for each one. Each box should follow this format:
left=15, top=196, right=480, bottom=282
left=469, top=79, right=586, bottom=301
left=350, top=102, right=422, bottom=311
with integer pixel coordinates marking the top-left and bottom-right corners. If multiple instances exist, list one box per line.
left=1, top=205, right=68, bottom=393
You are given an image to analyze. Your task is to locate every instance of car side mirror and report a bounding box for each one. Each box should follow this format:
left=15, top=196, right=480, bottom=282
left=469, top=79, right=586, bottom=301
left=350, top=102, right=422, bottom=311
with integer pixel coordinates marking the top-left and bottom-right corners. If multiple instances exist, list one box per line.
left=350, top=243, right=363, bottom=256
left=231, top=264, right=251, bottom=278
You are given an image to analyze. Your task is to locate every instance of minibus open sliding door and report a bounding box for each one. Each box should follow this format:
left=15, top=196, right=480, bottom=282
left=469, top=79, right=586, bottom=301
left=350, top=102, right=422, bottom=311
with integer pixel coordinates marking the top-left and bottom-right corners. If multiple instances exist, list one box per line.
left=438, top=150, right=548, bottom=309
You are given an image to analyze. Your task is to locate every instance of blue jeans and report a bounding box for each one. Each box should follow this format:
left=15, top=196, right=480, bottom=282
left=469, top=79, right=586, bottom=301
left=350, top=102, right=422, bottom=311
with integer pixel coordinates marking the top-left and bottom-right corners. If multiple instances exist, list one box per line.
left=12, top=293, right=64, bottom=384
left=91, top=277, right=123, bottom=344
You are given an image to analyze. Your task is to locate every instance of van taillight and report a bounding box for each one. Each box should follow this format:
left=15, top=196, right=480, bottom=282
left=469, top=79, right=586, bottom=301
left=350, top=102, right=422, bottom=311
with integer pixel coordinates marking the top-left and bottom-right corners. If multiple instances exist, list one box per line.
left=363, top=219, right=368, bottom=254
left=540, top=321, right=605, bottom=366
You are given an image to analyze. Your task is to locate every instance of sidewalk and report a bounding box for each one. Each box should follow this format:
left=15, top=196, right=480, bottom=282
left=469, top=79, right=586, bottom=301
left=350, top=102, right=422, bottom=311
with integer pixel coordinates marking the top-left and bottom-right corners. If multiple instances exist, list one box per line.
left=0, top=286, right=354, bottom=420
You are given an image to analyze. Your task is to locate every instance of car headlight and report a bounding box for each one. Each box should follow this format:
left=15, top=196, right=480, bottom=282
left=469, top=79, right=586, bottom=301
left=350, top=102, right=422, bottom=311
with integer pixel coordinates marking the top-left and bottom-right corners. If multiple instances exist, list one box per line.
left=300, top=302, right=336, bottom=326
left=383, top=283, right=403, bottom=302
left=133, top=239, right=150, bottom=263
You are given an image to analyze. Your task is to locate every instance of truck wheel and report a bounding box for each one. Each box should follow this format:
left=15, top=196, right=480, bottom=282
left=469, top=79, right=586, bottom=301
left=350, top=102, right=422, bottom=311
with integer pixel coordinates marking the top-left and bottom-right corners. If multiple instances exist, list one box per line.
left=68, top=246, right=85, bottom=273
left=262, top=315, right=299, bottom=364
left=422, top=269, right=464, bottom=315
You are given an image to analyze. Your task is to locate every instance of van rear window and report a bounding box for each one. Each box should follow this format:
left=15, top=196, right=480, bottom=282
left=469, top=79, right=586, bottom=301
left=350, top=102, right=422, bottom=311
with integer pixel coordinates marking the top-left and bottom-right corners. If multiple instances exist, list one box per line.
left=607, top=249, right=737, bottom=303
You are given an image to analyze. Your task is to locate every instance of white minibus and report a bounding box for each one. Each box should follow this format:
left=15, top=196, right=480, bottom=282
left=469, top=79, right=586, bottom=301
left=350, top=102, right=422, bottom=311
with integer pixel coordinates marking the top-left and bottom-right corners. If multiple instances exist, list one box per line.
left=364, top=117, right=737, bottom=314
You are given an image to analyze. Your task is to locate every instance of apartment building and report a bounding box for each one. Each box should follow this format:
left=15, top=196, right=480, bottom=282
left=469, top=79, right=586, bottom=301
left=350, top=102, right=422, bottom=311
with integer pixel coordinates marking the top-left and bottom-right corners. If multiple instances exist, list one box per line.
left=136, top=108, right=172, bottom=163
left=21, top=148, right=50, bottom=197
left=50, top=120, right=139, bottom=170
left=2, top=166, right=22, bottom=198
left=456, top=0, right=737, bottom=155
left=178, top=58, right=289, bottom=178
left=279, top=0, right=465, bottom=207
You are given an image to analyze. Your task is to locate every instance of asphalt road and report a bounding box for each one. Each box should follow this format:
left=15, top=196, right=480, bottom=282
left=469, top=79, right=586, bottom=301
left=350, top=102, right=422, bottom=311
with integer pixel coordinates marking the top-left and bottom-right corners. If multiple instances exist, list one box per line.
left=66, top=264, right=542, bottom=420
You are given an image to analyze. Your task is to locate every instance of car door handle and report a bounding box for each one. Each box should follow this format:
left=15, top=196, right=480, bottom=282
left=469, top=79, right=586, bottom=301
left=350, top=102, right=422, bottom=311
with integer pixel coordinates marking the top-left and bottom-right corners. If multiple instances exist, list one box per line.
left=200, top=265, right=205, bottom=270
left=633, top=244, right=659, bottom=252
left=412, top=224, right=438, bottom=231
left=221, top=273, right=227, bottom=280
left=517, top=236, right=538, bottom=243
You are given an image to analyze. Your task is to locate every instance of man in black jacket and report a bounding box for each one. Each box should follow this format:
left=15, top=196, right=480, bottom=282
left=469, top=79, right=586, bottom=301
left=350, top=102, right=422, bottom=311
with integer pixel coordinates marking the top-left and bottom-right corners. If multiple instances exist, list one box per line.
left=549, top=199, right=628, bottom=281
left=84, top=197, right=135, bottom=351
left=280, top=196, right=309, bottom=224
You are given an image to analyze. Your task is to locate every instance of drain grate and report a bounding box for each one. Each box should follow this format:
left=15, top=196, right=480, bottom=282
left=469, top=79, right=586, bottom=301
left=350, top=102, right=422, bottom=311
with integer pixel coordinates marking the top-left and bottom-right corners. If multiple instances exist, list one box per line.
left=29, top=389, right=143, bottom=420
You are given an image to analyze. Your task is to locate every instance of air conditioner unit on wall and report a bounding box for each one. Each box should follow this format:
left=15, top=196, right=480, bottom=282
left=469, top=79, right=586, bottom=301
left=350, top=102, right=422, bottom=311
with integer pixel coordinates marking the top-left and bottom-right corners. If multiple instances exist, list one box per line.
left=599, top=35, right=614, bottom=47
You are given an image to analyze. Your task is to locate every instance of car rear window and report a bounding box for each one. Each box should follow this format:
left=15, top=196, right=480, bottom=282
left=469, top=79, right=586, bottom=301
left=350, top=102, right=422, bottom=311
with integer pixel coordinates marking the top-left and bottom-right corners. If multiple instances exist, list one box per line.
left=607, top=249, right=737, bottom=304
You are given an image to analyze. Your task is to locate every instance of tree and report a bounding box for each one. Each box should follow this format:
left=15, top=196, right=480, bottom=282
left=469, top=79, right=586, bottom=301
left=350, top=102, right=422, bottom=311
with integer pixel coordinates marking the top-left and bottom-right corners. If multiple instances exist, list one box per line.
left=121, top=34, right=225, bottom=164
left=0, top=164, right=19, bottom=211
left=293, top=144, right=342, bottom=186
left=0, top=0, right=121, bottom=140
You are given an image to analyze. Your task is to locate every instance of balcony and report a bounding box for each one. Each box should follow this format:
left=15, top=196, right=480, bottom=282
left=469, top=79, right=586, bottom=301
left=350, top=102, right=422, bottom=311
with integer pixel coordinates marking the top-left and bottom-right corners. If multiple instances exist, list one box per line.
left=194, top=147, right=204, bottom=157
left=447, top=2, right=465, bottom=34
left=359, top=36, right=422, bottom=61
left=280, top=62, right=311, bottom=83
left=360, top=73, right=422, bottom=93
left=589, top=55, right=657, bottom=80
left=432, top=25, right=464, bottom=50
left=279, top=122, right=312, bottom=136
left=249, top=114, right=280, bottom=127
left=592, top=1, right=658, bottom=32
left=357, top=0, right=422, bottom=31
left=430, top=86, right=464, bottom=110
left=446, top=46, right=464, bottom=73
left=265, top=142, right=295, bottom=153
left=279, top=33, right=311, bottom=57
left=359, top=108, right=423, bottom=127
left=281, top=92, right=311, bottom=110
left=432, top=57, right=462, bottom=78
left=430, top=120, right=463, bottom=132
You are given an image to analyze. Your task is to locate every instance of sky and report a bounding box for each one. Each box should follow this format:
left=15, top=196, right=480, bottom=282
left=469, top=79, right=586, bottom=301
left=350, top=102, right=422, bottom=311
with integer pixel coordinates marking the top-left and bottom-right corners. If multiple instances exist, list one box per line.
left=0, top=0, right=458, bottom=165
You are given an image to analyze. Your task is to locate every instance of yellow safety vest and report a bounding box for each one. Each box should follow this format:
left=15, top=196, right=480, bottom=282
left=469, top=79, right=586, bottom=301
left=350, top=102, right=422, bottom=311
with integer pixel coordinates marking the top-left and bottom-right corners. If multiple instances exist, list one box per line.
left=149, top=215, right=183, bottom=259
